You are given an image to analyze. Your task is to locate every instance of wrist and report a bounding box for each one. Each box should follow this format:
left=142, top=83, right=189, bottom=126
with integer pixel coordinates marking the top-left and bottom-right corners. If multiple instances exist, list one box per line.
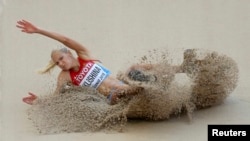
left=35, top=27, right=43, bottom=33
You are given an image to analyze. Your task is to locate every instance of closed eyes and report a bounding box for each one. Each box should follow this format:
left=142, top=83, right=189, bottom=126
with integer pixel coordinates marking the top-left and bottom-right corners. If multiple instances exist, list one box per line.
left=56, top=56, right=64, bottom=65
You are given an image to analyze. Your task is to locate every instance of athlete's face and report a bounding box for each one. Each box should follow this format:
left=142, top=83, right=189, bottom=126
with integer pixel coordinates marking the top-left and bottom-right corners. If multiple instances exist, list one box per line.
left=51, top=50, right=74, bottom=71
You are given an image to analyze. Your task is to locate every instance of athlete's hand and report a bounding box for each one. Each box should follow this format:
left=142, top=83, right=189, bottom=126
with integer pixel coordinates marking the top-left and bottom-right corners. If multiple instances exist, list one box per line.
left=22, top=92, right=37, bottom=105
left=16, top=20, right=39, bottom=34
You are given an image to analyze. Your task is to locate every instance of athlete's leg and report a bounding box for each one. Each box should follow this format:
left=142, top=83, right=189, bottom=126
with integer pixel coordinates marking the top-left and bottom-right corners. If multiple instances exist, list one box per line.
left=107, top=83, right=143, bottom=105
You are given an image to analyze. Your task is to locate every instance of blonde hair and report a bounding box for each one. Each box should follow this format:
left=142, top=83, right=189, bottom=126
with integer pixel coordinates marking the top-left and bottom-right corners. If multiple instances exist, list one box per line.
left=37, top=47, right=68, bottom=74
left=37, top=60, right=56, bottom=74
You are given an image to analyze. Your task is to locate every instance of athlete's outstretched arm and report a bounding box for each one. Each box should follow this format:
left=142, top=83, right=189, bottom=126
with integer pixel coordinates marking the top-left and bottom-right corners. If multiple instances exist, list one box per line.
left=16, top=19, right=91, bottom=59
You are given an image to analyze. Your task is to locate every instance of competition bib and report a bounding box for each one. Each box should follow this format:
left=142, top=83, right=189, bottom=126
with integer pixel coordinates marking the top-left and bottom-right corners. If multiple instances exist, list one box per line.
left=72, top=61, right=110, bottom=89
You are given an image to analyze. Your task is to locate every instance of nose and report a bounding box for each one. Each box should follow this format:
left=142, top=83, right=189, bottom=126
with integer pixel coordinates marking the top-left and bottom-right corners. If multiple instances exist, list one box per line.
left=58, top=61, right=64, bottom=68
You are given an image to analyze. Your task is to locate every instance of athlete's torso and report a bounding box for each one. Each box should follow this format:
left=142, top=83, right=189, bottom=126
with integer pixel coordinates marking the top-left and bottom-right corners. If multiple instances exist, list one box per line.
left=69, top=57, right=110, bottom=89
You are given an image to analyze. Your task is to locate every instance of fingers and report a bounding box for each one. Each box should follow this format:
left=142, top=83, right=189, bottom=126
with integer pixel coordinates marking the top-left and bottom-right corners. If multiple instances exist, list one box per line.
left=16, top=19, right=29, bottom=28
left=22, top=97, right=33, bottom=105
left=16, top=19, right=37, bottom=33
left=17, top=20, right=25, bottom=26
left=16, top=20, right=25, bottom=30
left=17, top=19, right=28, bottom=24
left=16, top=24, right=22, bottom=28
left=17, top=19, right=32, bottom=26
left=22, top=19, right=30, bottom=24
left=28, top=92, right=35, bottom=95
left=16, top=25, right=23, bottom=29
left=28, top=92, right=37, bottom=98
left=22, top=92, right=37, bottom=105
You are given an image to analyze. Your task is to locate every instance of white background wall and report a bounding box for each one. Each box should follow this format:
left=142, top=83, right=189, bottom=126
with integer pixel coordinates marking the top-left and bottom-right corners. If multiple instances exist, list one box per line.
left=1, top=0, right=250, bottom=141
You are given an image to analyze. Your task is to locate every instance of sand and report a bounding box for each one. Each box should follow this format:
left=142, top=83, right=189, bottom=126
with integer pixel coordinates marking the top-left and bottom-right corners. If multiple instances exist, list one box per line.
left=1, top=0, right=250, bottom=141
left=23, top=48, right=238, bottom=134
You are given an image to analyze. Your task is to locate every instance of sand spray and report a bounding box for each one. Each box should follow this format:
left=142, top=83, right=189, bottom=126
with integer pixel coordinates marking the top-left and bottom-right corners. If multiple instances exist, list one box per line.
left=26, top=48, right=239, bottom=134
